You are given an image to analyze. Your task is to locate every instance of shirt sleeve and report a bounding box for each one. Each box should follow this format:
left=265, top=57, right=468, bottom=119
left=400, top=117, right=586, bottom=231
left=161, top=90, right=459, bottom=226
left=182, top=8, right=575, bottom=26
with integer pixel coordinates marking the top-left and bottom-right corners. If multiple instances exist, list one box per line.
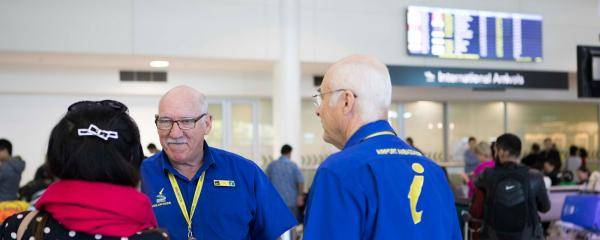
left=250, top=165, right=297, bottom=240
left=303, top=168, right=362, bottom=240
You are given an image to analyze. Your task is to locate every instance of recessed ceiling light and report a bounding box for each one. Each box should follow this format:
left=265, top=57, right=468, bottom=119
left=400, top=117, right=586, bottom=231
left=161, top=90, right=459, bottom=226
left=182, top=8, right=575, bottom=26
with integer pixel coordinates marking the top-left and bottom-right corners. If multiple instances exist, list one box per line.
left=150, top=60, right=169, bottom=68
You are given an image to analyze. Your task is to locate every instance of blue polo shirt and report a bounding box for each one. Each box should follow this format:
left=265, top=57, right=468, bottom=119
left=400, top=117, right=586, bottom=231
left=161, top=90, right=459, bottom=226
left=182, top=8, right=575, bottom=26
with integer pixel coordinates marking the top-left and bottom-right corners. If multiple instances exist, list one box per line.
left=141, top=142, right=297, bottom=240
left=303, top=120, right=461, bottom=240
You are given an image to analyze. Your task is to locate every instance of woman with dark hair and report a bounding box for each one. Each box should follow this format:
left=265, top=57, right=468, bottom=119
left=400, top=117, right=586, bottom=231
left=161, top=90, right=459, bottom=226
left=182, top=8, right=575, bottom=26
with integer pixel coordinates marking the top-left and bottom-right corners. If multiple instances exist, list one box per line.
left=579, top=148, right=588, bottom=168
left=1, top=100, right=168, bottom=240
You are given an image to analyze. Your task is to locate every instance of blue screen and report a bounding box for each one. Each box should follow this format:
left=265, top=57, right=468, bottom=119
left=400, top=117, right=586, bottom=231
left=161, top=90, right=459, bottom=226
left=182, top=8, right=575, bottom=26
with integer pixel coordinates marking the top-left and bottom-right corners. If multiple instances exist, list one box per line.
left=407, top=6, right=542, bottom=62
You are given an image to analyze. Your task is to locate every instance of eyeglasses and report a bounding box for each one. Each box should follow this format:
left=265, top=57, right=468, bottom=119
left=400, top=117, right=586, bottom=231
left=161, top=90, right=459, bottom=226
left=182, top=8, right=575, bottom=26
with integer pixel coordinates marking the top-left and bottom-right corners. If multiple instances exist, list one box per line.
left=312, top=89, right=357, bottom=107
left=68, top=100, right=128, bottom=113
left=155, top=113, right=208, bottom=130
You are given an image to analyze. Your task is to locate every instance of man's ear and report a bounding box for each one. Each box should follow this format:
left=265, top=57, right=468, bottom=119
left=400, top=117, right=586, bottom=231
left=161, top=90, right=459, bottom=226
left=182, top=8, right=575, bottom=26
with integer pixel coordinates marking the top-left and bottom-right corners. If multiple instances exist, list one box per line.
left=342, top=91, right=356, bottom=115
left=204, top=115, right=213, bottom=134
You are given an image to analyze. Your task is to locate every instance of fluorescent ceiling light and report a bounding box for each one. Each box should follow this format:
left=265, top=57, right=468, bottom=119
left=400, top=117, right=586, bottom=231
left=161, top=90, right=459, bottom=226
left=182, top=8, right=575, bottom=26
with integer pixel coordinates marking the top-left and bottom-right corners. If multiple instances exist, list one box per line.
left=150, top=60, right=169, bottom=68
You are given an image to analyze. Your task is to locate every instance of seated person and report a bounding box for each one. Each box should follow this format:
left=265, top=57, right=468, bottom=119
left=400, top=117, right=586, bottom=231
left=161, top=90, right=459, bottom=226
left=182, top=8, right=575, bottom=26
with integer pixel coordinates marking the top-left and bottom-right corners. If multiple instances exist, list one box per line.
left=1, top=100, right=168, bottom=240
left=576, top=166, right=590, bottom=185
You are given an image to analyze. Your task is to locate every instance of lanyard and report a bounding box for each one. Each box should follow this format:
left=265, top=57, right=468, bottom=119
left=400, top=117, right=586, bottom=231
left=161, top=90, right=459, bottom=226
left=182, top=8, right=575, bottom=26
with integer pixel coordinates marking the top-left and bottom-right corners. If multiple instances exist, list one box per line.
left=168, top=171, right=205, bottom=240
left=361, top=130, right=396, bottom=142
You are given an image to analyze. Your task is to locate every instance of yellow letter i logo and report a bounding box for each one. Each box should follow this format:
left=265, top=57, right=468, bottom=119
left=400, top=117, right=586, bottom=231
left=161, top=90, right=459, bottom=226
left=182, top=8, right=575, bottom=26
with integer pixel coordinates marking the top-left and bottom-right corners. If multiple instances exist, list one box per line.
left=408, top=163, right=424, bottom=224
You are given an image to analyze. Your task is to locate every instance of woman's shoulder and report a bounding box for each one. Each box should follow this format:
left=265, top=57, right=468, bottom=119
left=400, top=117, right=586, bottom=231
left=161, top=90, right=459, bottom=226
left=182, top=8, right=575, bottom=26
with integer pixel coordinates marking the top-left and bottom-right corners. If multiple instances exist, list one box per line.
left=130, top=229, right=170, bottom=239
left=1, top=211, right=169, bottom=240
left=1, top=211, right=32, bottom=239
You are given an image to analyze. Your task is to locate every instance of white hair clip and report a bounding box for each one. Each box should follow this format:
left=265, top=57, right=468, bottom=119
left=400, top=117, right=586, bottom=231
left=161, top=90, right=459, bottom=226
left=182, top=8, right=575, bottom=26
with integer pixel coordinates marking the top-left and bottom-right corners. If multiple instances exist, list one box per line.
left=77, top=124, right=119, bottom=141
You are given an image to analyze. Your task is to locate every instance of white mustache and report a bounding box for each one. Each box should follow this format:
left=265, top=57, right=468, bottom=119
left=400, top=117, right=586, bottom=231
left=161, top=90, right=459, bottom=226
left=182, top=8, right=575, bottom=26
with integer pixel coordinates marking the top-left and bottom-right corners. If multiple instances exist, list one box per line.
left=166, top=139, right=187, bottom=144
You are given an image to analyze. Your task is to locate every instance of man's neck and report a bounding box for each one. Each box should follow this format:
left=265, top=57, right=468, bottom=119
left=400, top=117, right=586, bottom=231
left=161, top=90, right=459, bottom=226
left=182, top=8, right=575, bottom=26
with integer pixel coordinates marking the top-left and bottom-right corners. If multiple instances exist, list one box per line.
left=171, top=159, right=203, bottom=180
left=341, top=117, right=385, bottom=148
left=500, top=157, right=519, bottom=165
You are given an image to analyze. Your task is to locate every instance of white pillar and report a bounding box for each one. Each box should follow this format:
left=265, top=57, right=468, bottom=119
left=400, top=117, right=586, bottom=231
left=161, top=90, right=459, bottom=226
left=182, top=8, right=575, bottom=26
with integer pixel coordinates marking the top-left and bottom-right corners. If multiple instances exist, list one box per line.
left=273, top=0, right=301, bottom=164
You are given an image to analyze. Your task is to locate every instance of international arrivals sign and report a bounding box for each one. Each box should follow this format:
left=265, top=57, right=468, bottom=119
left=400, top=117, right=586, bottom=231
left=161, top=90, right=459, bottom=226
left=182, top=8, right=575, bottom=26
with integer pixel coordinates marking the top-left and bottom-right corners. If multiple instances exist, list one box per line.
left=387, top=65, right=569, bottom=90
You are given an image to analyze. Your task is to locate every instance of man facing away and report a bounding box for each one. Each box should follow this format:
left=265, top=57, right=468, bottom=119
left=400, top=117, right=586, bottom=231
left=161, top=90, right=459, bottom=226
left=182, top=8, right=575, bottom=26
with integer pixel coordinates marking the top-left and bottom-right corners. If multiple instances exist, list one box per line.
left=303, top=55, right=461, bottom=239
left=141, top=86, right=296, bottom=240
left=475, top=133, right=550, bottom=240
left=266, top=144, right=305, bottom=221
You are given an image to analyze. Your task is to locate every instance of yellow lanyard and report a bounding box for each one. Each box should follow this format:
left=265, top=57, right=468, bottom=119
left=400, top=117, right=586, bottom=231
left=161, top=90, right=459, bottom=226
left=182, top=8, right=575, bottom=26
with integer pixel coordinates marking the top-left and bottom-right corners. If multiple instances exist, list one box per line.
left=168, top=171, right=205, bottom=240
left=362, top=131, right=396, bottom=142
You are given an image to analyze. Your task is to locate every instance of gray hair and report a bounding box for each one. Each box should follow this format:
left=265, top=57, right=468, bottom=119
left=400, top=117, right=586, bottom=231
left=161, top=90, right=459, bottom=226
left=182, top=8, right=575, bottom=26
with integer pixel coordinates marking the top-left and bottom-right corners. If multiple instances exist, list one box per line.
left=327, top=56, right=392, bottom=122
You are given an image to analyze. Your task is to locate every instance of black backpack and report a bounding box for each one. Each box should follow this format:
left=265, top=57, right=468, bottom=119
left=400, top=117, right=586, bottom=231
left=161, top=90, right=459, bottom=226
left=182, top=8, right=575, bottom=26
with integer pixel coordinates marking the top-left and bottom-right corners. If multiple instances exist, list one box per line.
left=485, top=166, right=536, bottom=239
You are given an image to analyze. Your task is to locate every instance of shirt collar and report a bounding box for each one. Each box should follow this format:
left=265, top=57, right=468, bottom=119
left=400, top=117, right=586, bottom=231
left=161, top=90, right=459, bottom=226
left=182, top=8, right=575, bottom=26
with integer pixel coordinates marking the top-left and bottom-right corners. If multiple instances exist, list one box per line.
left=343, top=120, right=396, bottom=150
left=278, top=156, right=290, bottom=162
left=160, top=141, right=217, bottom=181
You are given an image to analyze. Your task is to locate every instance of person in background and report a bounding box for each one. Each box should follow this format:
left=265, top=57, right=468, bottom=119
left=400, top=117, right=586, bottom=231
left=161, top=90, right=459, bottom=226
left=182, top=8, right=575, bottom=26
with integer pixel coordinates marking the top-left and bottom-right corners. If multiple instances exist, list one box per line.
left=1, top=100, right=168, bottom=239
left=521, top=143, right=543, bottom=171
left=475, top=133, right=550, bottom=240
left=266, top=144, right=305, bottom=222
left=578, top=147, right=588, bottom=168
left=565, top=145, right=581, bottom=177
left=0, top=138, right=25, bottom=202
left=19, top=163, right=54, bottom=203
left=464, top=137, right=479, bottom=174
left=585, top=168, right=600, bottom=192
left=543, top=160, right=560, bottom=186
left=540, top=138, right=561, bottom=171
left=0, top=138, right=28, bottom=223
left=576, top=166, right=590, bottom=185
left=406, top=137, right=423, bottom=154
left=467, top=141, right=495, bottom=198
left=147, top=143, right=160, bottom=155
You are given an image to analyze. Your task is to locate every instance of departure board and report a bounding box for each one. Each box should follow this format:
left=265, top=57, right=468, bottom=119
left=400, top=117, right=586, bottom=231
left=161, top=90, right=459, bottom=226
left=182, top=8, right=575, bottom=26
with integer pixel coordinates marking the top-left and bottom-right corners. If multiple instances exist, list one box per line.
left=407, top=6, right=543, bottom=62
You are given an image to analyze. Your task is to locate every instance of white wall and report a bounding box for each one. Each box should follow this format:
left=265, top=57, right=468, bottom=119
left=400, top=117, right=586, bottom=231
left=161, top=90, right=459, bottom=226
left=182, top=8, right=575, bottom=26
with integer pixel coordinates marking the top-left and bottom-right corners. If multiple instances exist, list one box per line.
left=0, top=94, right=159, bottom=186
left=0, top=0, right=280, bottom=59
left=1, top=0, right=599, bottom=71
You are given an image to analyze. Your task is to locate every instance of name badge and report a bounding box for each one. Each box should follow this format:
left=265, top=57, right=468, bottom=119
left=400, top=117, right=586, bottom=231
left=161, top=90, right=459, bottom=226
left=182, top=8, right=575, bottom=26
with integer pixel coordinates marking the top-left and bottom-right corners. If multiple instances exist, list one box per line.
left=214, top=180, right=235, bottom=187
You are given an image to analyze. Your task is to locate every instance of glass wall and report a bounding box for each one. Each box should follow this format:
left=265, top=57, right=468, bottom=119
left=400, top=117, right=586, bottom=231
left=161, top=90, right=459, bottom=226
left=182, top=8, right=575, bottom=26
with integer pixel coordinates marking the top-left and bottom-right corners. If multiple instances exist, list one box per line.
left=259, top=99, right=274, bottom=166
left=230, top=103, right=255, bottom=160
left=507, top=102, right=598, bottom=164
left=208, top=99, right=600, bottom=173
left=205, top=103, right=223, bottom=148
left=448, top=101, right=505, bottom=162
left=301, top=100, right=334, bottom=165
left=403, top=101, right=445, bottom=162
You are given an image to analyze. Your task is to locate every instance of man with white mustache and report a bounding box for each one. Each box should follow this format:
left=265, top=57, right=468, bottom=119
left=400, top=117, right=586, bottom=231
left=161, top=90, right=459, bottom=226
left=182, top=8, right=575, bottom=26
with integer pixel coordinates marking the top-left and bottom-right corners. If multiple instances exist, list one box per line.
left=141, top=85, right=296, bottom=240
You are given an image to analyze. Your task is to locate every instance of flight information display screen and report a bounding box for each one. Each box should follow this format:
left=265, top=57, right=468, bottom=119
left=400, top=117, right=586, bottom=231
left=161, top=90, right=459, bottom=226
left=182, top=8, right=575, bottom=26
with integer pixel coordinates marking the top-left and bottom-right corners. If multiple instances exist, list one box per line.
left=407, top=6, right=542, bottom=62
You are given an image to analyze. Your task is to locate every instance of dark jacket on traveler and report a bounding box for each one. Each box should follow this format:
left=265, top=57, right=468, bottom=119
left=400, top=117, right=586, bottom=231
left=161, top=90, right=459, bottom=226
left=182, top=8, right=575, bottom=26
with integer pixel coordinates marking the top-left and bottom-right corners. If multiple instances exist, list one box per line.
left=0, top=156, right=25, bottom=201
left=475, top=162, right=551, bottom=240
